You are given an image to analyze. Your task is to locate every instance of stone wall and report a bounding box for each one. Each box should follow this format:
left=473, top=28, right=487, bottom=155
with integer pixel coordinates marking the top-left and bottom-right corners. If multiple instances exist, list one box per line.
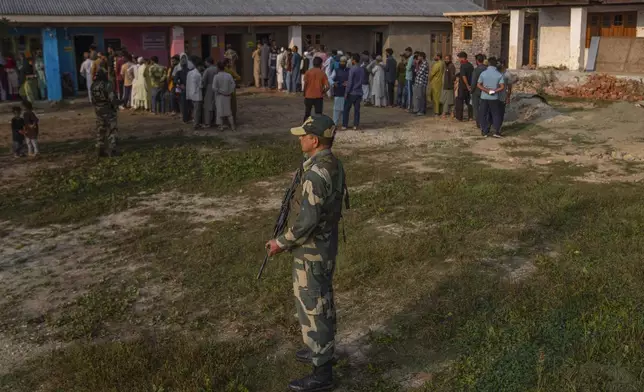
left=451, top=15, right=506, bottom=60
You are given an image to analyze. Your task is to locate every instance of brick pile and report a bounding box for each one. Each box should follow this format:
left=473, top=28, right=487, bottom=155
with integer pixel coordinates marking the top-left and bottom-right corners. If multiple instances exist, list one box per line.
left=559, top=74, right=644, bottom=102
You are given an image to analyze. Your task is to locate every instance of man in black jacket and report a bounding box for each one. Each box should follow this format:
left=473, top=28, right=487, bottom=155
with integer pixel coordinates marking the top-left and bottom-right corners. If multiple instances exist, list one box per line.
left=470, top=53, right=487, bottom=127
left=455, top=51, right=474, bottom=121
left=384, top=48, right=397, bottom=107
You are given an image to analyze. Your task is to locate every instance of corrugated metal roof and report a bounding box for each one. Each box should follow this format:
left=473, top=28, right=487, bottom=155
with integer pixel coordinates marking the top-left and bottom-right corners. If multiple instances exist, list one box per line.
left=0, top=0, right=484, bottom=17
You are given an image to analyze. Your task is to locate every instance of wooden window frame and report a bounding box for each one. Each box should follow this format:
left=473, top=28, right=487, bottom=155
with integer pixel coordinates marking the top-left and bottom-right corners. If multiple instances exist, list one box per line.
left=586, top=11, right=637, bottom=48
left=462, top=23, right=474, bottom=42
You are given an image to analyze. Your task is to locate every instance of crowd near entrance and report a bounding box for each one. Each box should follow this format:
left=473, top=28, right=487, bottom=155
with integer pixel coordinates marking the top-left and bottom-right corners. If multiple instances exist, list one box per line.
left=0, top=33, right=46, bottom=102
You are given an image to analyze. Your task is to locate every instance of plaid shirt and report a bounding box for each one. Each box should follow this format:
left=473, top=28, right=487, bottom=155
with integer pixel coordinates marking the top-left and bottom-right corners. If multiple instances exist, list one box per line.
left=149, top=63, right=167, bottom=88
left=414, top=60, right=429, bottom=87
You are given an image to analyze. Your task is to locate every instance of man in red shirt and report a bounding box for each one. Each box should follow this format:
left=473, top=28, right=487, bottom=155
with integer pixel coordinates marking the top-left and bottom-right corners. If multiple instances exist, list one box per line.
left=302, top=57, right=330, bottom=122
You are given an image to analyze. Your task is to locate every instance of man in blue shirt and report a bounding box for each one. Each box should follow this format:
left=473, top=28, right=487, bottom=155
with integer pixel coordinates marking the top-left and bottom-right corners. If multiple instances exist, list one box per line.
left=476, top=57, right=506, bottom=137
left=343, top=53, right=366, bottom=130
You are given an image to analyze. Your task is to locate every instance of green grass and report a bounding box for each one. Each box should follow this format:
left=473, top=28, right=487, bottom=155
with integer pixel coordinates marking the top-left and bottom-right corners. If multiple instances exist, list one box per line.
left=2, top=141, right=644, bottom=392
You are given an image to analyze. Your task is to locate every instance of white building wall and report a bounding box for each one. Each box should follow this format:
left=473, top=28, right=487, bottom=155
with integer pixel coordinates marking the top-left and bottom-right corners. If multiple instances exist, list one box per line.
left=537, top=7, right=571, bottom=68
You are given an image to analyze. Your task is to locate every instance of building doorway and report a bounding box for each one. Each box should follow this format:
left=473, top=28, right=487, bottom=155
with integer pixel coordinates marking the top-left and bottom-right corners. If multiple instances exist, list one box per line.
left=522, top=22, right=537, bottom=67
left=225, top=34, right=243, bottom=75
left=374, top=32, right=384, bottom=56
left=430, top=32, right=451, bottom=59
left=74, top=35, right=95, bottom=90
left=501, top=23, right=510, bottom=65
left=256, top=33, right=271, bottom=46
left=104, top=38, right=122, bottom=52
left=201, top=34, right=211, bottom=60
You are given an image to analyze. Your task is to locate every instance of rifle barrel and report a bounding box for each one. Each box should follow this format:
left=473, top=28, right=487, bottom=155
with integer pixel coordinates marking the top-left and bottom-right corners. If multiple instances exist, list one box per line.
left=257, top=253, right=269, bottom=280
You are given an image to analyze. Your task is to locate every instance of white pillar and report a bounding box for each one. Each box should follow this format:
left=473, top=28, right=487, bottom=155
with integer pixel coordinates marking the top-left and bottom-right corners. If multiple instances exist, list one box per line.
left=569, top=7, right=588, bottom=71
left=509, top=9, right=526, bottom=69
left=288, top=25, right=303, bottom=51
left=636, top=10, right=644, bottom=37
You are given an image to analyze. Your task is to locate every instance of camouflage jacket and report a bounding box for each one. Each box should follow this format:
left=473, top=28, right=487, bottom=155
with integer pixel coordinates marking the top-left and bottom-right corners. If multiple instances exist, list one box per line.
left=276, top=149, right=347, bottom=260
left=91, top=80, right=118, bottom=111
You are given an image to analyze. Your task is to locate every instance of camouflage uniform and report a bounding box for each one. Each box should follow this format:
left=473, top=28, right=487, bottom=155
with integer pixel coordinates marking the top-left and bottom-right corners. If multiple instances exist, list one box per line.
left=91, top=76, right=118, bottom=155
left=276, top=142, right=346, bottom=368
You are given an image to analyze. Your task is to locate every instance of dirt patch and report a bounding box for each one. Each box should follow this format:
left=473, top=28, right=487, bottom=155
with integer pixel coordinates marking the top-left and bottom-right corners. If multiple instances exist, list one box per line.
left=136, top=191, right=281, bottom=223
left=373, top=221, right=427, bottom=237
left=0, top=332, right=68, bottom=377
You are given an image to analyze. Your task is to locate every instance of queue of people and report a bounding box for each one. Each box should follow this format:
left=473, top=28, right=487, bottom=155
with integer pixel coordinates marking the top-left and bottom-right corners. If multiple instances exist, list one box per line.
left=397, top=49, right=513, bottom=136
left=88, top=47, right=241, bottom=132
left=251, top=42, right=513, bottom=136
left=0, top=51, right=47, bottom=102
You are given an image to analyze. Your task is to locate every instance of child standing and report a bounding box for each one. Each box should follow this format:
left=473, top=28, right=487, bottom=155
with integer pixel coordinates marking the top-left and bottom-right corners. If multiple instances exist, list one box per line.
left=22, top=101, right=40, bottom=157
left=11, top=106, right=25, bottom=158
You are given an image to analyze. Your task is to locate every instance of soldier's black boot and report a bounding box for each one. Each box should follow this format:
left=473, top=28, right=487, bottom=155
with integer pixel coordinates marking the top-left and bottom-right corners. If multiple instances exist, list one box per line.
left=287, top=363, right=334, bottom=392
left=296, top=348, right=337, bottom=365
left=295, top=348, right=312, bottom=364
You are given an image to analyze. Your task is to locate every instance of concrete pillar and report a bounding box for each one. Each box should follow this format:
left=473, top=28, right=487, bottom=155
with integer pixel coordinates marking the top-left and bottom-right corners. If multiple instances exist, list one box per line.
left=41, top=27, right=62, bottom=101
left=636, top=10, right=644, bottom=38
left=569, top=7, right=587, bottom=71
left=508, top=9, right=525, bottom=69
left=170, top=26, right=184, bottom=56
left=288, top=25, right=302, bottom=51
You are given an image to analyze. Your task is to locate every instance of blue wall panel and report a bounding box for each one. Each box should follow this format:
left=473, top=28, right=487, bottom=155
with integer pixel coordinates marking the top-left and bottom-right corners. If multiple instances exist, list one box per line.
left=42, top=28, right=62, bottom=101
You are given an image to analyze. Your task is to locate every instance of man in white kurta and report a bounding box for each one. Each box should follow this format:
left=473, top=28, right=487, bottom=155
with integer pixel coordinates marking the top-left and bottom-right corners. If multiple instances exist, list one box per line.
left=187, top=62, right=205, bottom=129
left=212, top=61, right=236, bottom=131
left=80, top=52, right=93, bottom=102
left=131, top=57, right=150, bottom=110
left=277, top=48, right=285, bottom=91
left=371, top=57, right=387, bottom=107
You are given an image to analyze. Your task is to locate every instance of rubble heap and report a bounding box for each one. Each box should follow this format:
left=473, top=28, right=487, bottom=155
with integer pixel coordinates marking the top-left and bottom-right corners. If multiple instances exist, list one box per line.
left=504, top=94, right=562, bottom=123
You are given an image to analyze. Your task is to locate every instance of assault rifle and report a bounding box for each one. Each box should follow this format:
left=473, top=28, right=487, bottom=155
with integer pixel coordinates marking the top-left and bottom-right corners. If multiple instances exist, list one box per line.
left=257, top=166, right=303, bottom=280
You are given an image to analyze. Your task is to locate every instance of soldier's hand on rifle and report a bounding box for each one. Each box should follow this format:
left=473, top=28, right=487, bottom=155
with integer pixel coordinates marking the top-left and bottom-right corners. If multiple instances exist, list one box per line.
left=265, top=239, right=284, bottom=257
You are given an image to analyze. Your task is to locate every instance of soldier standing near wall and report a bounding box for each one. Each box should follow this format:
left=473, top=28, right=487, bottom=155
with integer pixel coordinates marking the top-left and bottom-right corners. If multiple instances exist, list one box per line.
left=266, top=115, right=348, bottom=392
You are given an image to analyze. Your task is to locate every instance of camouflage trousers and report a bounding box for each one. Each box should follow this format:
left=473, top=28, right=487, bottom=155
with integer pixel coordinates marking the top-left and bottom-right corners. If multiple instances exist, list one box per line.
left=293, top=254, right=336, bottom=367
left=95, top=107, right=118, bottom=152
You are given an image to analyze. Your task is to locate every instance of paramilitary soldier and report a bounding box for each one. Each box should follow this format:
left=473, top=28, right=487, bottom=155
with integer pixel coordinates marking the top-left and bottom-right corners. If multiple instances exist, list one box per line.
left=266, top=115, right=348, bottom=392
left=91, top=66, right=119, bottom=157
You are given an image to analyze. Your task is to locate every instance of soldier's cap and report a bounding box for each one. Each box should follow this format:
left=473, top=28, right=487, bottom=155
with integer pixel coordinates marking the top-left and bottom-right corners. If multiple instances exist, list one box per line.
left=290, top=115, right=336, bottom=139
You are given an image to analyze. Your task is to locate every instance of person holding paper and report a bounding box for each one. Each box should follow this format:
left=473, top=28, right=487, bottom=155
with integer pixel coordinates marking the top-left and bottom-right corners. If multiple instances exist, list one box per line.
left=476, top=57, right=505, bottom=138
